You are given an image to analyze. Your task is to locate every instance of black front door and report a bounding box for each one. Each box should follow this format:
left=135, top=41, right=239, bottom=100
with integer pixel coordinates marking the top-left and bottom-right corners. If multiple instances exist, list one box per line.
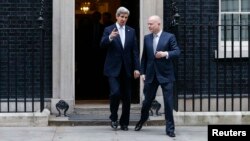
left=75, top=0, right=140, bottom=103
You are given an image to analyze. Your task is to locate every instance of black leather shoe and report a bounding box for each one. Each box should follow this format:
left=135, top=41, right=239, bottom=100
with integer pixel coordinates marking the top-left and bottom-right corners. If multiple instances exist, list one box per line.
left=111, top=121, right=118, bottom=129
left=166, top=132, right=176, bottom=137
left=134, top=121, right=144, bottom=131
left=120, top=125, right=128, bottom=131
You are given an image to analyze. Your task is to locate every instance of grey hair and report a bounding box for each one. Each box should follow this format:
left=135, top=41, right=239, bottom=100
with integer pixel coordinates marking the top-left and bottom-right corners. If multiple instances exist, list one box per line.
left=116, top=6, right=130, bottom=17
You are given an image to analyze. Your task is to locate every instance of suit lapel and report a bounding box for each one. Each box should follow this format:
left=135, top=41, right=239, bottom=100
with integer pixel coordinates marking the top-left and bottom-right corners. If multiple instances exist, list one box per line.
left=150, top=34, right=154, bottom=54
left=124, top=28, right=127, bottom=48
left=123, top=26, right=130, bottom=49
left=156, top=32, right=164, bottom=52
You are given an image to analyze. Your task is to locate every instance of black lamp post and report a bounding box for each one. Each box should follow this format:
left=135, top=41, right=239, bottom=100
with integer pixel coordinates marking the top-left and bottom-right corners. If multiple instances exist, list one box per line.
left=38, top=0, right=45, bottom=112
left=170, top=0, right=180, bottom=27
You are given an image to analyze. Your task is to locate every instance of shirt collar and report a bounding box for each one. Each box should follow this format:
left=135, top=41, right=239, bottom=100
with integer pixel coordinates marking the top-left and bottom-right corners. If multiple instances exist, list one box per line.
left=154, top=30, right=162, bottom=37
left=116, top=23, right=125, bottom=29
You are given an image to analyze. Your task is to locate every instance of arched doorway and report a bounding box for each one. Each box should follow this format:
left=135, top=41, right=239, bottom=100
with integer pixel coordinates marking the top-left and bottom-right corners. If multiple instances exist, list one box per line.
left=75, top=0, right=140, bottom=103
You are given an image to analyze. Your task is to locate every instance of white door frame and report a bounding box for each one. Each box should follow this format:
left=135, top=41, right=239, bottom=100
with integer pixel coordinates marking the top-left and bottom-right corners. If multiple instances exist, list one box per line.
left=50, top=0, right=163, bottom=114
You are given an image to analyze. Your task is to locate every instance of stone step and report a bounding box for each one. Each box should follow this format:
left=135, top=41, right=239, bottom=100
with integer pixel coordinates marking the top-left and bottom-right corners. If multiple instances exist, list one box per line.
left=73, top=104, right=142, bottom=115
left=49, top=104, right=165, bottom=126
left=48, top=114, right=165, bottom=126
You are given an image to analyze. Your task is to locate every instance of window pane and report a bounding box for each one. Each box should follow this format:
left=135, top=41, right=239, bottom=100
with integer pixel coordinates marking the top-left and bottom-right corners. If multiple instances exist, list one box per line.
left=221, top=14, right=239, bottom=41
left=241, top=0, right=250, bottom=12
left=221, top=0, right=239, bottom=12
left=241, top=15, right=249, bottom=40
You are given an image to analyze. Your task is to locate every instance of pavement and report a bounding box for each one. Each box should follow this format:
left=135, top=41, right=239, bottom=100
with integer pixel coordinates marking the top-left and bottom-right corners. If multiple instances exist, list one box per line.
left=0, top=125, right=207, bottom=141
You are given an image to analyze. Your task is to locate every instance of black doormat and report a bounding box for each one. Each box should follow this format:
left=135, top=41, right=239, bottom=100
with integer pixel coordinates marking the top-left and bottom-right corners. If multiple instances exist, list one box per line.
left=69, top=114, right=109, bottom=121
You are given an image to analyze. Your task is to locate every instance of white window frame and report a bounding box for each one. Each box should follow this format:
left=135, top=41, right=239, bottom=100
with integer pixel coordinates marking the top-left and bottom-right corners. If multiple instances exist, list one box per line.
left=216, top=0, right=250, bottom=58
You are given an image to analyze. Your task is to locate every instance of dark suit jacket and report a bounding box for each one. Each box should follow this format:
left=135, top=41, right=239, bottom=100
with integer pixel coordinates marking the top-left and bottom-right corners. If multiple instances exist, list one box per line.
left=100, top=24, right=140, bottom=77
left=141, top=31, right=180, bottom=83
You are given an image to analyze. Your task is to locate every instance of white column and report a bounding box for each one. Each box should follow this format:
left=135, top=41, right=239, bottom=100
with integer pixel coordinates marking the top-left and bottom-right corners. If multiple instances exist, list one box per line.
left=140, top=0, right=164, bottom=113
left=51, top=0, right=75, bottom=114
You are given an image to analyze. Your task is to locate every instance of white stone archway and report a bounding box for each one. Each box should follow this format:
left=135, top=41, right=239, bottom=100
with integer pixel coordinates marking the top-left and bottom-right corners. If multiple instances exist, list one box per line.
left=50, top=0, right=163, bottom=114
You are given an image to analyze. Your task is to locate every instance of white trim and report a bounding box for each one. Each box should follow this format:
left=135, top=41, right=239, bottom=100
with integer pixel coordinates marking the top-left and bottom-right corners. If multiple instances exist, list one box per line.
left=217, top=0, right=250, bottom=59
left=52, top=0, right=75, bottom=114
left=215, top=41, right=249, bottom=58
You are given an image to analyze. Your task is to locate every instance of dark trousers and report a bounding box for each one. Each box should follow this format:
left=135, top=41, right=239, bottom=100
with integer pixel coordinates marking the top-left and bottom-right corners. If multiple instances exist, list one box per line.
left=140, top=77, right=175, bottom=133
left=108, top=71, right=132, bottom=126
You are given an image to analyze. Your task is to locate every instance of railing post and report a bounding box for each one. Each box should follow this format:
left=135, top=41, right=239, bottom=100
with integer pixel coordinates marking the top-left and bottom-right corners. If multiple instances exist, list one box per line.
left=38, top=0, right=45, bottom=112
left=169, top=0, right=180, bottom=111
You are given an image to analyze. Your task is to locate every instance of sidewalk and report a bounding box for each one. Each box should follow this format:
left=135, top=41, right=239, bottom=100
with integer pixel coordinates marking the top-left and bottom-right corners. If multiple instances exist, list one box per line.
left=0, top=126, right=207, bottom=141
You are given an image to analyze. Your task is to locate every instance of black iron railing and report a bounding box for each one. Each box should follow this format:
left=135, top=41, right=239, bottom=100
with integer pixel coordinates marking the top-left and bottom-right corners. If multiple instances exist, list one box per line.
left=173, top=22, right=250, bottom=112
left=167, top=0, right=250, bottom=112
left=0, top=27, right=45, bottom=113
left=0, top=0, right=46, bottom=113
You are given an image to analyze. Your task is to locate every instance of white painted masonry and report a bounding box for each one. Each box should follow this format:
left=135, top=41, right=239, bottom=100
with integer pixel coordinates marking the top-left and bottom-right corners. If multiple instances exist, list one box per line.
left=51, top=0, right=75, bottom=114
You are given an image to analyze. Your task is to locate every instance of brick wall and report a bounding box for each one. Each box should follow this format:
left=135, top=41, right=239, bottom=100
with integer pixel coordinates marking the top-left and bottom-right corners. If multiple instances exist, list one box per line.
left=0, top=0, right=52, bottom=99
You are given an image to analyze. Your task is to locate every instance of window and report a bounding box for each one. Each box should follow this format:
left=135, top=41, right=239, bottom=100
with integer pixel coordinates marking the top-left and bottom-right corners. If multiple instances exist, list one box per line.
left=217, top=0, right=250, bottom=58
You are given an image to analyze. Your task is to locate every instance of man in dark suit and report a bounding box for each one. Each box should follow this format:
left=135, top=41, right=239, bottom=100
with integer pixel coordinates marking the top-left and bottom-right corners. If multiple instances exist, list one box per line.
left=134, top=15, right=180, bottom=137
left=100, top=6, right=140, bottom=131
